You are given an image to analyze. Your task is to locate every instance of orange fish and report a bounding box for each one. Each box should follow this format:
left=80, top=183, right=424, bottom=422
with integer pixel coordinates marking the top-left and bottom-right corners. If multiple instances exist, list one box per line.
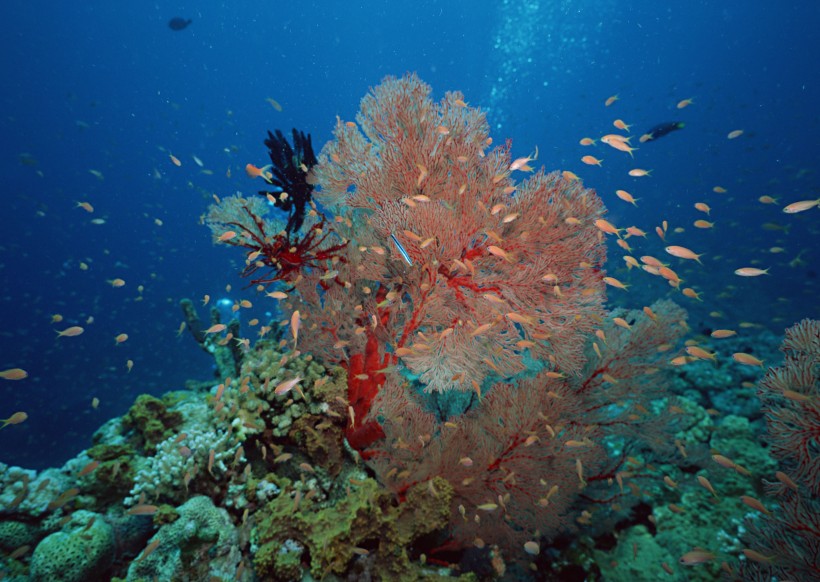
left=291, top=310, right=300, bottom=346
left=0, top=368, right=28, bottom=380
left=605, top=94, right=619, bottom=107
left=56, top=326, right=84, bottom=338
left=76, top=201, right=94, bottom=213
left=204, top=324, right=227, bottom=334
left=679, top=550, right=715, bottom=566
left=676, top=98, right=694, bottom=109
left=603, top=276, right=629, bottom=291
left=615, top=190, right=639, bottom=206
left=245, top=163, right=273, bottom=181
left=613, top=119, right=631, bottom=131
left=0, top=411, right=28, bottom=429
left=274, top=376, right=302, bottom=396
left=78, top=460, right=99, bottom=477
left=665, top=245, right=703, bottom=264
left=217, top=231, right=237, bottom=242
left=581, top=155, right=602, bottom=166
left=169, top=154, right=182, bottom=166
left=628, top=168, right=651, bottom=177
left=579, top=137, right=596, bottom=146
left=601, top=136, right=637, bottom=157
left=114, top=333, right=128, bottom=344
left=727, top=129, right=744, bottom=139
left=710, top=329, right=736, bottom=339
left=732, top=352, right=764, bottom=367
left=783, top=198, right=820, bottom=214
left=108, top=278, right=126, bottom=287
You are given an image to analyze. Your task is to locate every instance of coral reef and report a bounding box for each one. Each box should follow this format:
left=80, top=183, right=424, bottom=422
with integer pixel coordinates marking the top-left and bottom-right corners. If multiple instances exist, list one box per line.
left=7, top=76, right=817, bottom=582
left=253, top=476, right=454, bottom=580
left=30, top=510, right=115, bottom=582
left=125, top=496, right=246, bottom=581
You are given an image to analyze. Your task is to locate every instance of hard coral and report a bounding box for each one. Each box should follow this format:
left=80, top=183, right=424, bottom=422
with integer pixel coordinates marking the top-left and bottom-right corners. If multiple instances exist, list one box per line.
left=253, top=476, right=453, bottom=580
left=122, top=394, right=183, bottom=453
left=126, top=496, right=245, bottom=582
left=30, top=510, right=115, bottom=582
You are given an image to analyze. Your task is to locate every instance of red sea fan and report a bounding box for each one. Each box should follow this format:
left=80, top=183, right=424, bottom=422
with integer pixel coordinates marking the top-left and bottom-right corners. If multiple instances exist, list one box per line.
left=312, top=73, right=607, bottom=392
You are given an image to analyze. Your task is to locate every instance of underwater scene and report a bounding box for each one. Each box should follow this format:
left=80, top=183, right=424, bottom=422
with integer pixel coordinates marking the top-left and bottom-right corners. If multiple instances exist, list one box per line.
left=1, top=1, right=819, bottom=581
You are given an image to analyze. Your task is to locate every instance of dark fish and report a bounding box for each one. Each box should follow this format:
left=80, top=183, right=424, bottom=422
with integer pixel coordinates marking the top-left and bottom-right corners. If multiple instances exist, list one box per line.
left=168, top=17, right=193, bottom=31
left=642, top=121, right=685, bottom=142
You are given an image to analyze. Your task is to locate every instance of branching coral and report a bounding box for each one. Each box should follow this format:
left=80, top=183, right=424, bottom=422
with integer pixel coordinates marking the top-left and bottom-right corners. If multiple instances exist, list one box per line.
left=125, top=426, right=241, bottom=507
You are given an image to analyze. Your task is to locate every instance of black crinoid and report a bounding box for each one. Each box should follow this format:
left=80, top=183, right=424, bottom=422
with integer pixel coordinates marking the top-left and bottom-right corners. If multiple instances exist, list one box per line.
left=259, top=129, right=319, bottom=234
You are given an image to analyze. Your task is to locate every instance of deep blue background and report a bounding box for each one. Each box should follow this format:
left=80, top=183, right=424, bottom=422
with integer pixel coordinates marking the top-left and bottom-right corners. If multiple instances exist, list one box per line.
left=1, top=1, right=818, bottom=468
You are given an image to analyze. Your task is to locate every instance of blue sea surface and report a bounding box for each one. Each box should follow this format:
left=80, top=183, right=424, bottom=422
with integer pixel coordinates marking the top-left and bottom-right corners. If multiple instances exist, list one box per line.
left=1, top=0, right=818, bottom=472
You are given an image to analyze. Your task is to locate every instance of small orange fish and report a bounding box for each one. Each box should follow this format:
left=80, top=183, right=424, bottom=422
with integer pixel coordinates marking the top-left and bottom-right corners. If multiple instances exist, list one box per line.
left=783, top=198, right=820, bottom=214
left=290, top=310, right=300, bottom=346
left=274, top=376, right=302, bottom=396
left=628, top=168, right=651, bottom=177
left=0, top=368, right=28, bottom=380
left=605, top=94, right=619, bottom=107
left=108, top=278, right=126, bottom=287
left=727, top=129, right=744, bottom=139
left=114, top=333, right=128, bottom=344
left=581, top=155, right=602, bottom=166
left=56, top=326, right=84, bottom=338
left=665, top=245, right=703, bottom=264
left=78, top=460, right=99, bottom=477
left=732, top=352, right=764, bottom=367
left=218, top=231, right=237, bottom=242
left=127, top=504, right=159, bottom=515
left=697, top=475, right=719, bottom=498
left=603, top=276, right=629, bottom=291
left=0, top=412, right=28, bottom=430
left=615, top=189, right=639, bottom=206
left=676, top=98, right=694, bottom=109
left=679, top=549, right=715, bottom=565
left=579, top=137, right=596, bottom=146
left=710, top=329, right=736, bottom=339
left=204, top=323, right=227, bottom=334
left=169, top=154, right=182, bottom=166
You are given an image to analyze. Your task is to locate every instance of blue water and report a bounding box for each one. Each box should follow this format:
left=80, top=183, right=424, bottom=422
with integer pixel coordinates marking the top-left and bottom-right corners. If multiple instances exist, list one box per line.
left=1, top=1, right=818, bottom=469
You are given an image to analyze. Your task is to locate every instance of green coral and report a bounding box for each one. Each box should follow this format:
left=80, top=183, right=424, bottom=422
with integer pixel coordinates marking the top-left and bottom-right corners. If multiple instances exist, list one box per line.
left=85, top=443, right=136, bottom=505
left=122, top=394, right=183, bottom=453
left=30, top=510, right=115, bottom=582
left=0, top=520, right=40, bottom=551
left=253, top=476, right=454, bottom=580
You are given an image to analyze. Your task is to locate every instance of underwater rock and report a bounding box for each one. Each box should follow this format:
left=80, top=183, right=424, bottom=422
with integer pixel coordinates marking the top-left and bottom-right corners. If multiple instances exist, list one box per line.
left=30, top=510, right=115, bottom=582
left=126, top=496, right=243, bottom=581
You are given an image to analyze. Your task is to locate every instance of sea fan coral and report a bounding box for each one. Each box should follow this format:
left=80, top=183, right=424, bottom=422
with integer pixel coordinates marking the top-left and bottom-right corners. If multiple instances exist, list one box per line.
left=309, top=73, right=607, bottom=393
left=740, top=318, right=819, bottom=580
